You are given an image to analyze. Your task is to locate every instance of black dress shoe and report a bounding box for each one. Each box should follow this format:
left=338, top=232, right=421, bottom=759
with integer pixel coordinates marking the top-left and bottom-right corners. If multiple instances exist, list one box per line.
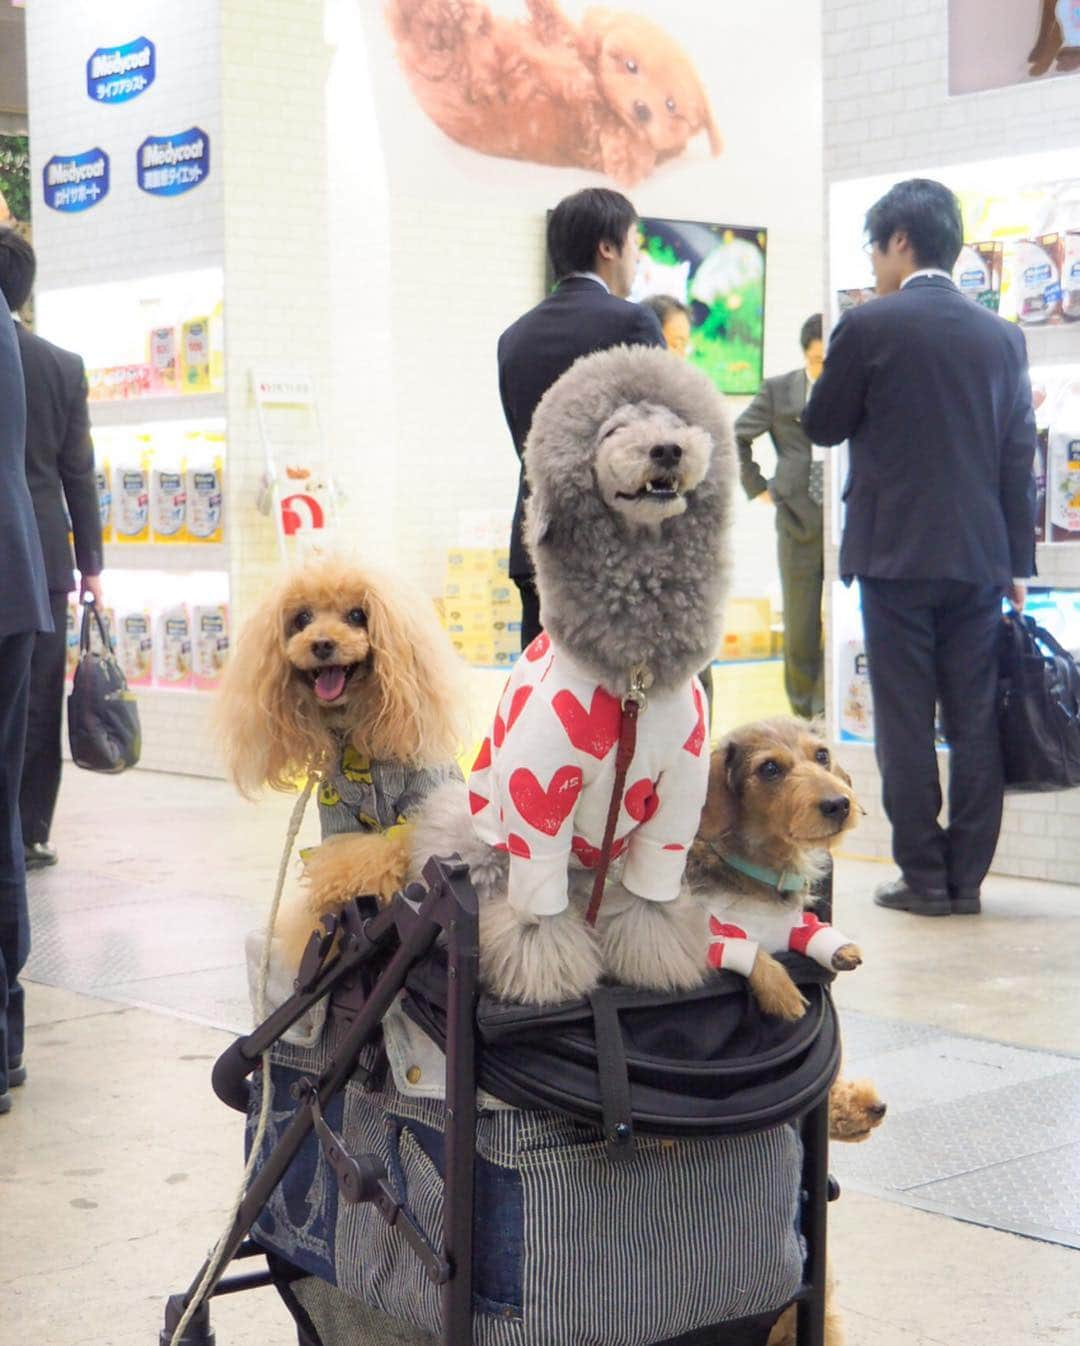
left=0, top=1092, right=10, bottom=1115
left=24, top=843, right=58, bottom=871
left=950, top=889, right=982, bottom=915
left=873, top=877, right=950, bottom=916
left=8, top=1055, right=25, bottom=1087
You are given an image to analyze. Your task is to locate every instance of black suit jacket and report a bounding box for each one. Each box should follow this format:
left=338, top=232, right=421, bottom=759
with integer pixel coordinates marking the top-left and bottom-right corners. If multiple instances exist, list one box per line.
left=498, top=277, right=665, bottom=579
left=803, top=275, right=1037, bottom=585
left=734, top=367, right=821, bottom=543
left=17, top=323, right=103, bottom=593
left=0, top=297, right=51, bottom=637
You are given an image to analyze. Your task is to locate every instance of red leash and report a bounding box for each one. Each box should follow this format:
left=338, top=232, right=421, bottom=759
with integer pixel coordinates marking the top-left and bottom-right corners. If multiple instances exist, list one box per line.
left=584, top=670, right=649, bottom=927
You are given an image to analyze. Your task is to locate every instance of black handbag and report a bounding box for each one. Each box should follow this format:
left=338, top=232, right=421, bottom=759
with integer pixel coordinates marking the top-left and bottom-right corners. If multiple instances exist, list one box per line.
left=401, top=947, right=840, bottom=1155
left=67, top=601, right=141, bottom=773
left=998, top=609, right=1080, bottom=792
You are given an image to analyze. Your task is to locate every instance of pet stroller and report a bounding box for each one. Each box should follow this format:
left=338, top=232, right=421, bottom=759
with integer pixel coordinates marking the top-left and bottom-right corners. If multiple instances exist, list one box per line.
left=161, top=856, right=841, bottom=1346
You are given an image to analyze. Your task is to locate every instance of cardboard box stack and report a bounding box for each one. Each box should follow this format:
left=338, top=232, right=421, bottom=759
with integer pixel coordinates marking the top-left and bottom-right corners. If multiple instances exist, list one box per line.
left=443, top=548, right=522, bottom=665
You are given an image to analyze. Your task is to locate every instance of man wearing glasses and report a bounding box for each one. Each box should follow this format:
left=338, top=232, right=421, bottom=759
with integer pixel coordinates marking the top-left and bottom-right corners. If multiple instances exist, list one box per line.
left=803, top=178, right=1036, bottom=919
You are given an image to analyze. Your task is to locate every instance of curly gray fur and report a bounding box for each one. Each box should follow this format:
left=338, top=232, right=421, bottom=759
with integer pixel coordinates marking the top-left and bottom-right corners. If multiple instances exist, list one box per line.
left=524, top=344, right=735, bottom=691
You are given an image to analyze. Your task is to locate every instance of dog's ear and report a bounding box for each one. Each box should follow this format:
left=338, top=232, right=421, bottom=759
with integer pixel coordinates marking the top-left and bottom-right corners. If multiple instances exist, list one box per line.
left=701, top=94, right=723, bottom=157
left=700, top=740, right=740, bottom=839
left=578, top=7, right=619, bottom=61
left=524, top=493, right=555, bottom=551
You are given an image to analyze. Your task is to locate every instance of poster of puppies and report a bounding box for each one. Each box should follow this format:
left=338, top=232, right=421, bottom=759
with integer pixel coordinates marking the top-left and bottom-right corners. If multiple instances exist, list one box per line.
left=377, top=0, right=727, bottom=190
left=950, top=0, right=1080, bottom=94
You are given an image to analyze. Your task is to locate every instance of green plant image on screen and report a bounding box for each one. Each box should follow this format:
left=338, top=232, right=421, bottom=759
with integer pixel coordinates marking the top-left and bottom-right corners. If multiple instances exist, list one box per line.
left=630, top=218, right=767, bottom=396
left=0, top=135, right=31, bottom=224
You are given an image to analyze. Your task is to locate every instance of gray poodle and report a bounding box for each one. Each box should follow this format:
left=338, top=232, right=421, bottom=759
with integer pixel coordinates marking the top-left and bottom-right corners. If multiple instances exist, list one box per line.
left=412, top=344, right=735, bottom=1004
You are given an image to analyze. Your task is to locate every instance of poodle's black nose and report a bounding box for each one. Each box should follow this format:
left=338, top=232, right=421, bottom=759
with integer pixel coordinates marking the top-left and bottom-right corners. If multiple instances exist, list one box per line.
left=650, top=442, right=682, bottom=468
left=819, top=796, right=851, bottom=819
left=633, top=100, right=652, bottom=123
left=869, top=1102, right=888, bottom=1120
left=311, top=639, right=336, bottom=661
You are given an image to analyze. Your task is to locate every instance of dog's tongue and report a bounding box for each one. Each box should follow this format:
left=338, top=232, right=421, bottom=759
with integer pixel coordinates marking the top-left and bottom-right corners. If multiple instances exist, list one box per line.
left=314, top=666, right=347, bottom=702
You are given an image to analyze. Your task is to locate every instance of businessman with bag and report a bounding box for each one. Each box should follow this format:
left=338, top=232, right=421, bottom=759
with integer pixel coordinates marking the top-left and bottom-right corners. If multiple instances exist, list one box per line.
left=804, top=179, right=1037, bottom=918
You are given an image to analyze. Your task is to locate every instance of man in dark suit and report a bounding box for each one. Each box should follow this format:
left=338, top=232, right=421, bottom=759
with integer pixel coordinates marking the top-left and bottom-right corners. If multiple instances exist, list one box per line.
left=0, top=230, right=104, bottom=871
left=803, top=179, right=1036, bottom=918
left=0, top=283, right=52, bottom=1113
left=734, top=314, right=826, bottom=718
left=498, top=188, right=664, bottom=647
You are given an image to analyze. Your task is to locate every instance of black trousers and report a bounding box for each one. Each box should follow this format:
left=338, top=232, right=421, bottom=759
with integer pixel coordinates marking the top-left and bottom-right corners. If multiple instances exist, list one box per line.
left=1, top=629, right=34, bottom=1094
left=777, top=526, right=824, bottom=720
left=19, top=589, right=68, bottom=847
left=513, top=575, right=542, bottom=651
left=859, top=577, right=1004, bottom=897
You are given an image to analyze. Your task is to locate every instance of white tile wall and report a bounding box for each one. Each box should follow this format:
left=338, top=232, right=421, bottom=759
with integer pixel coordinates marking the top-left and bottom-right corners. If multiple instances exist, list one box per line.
left=821, top=0, right=1080, bottom=879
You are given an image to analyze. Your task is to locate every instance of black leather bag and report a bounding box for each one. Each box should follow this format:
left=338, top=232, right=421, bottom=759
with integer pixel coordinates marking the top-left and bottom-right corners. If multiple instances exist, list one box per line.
left=402, top=948, right=840, bottom=1152
left=998, top=610, right=1080, bottom=792
left=68, top=601, right=141, bottom=773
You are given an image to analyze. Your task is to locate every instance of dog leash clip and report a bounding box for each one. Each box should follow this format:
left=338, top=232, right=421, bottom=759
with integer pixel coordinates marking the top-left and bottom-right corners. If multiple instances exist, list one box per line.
left=624, top=664, right=652, bottom=713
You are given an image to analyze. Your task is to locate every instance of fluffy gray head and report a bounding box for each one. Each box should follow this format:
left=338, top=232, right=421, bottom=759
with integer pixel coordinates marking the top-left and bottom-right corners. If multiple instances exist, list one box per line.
left=524, top=344, right=734, bottom=691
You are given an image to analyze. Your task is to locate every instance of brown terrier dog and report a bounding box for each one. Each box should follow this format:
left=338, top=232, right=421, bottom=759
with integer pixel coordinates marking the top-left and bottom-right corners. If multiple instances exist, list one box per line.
left=686, top=716, right=863, bottom=1020
left=386, top=0, right=722, bottom=185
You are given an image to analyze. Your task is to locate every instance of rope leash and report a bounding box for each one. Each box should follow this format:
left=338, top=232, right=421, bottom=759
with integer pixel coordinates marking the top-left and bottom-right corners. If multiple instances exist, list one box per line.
left=168, top=773, right=317, bottom=1346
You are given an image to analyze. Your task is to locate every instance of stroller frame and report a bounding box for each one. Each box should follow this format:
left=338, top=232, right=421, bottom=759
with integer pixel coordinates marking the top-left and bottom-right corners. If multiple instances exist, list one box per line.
left=160, top=855, right=832, bottom=1346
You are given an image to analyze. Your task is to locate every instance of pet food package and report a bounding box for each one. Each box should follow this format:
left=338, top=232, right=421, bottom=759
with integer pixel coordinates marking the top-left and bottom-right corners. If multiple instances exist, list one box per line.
left=838, top=639, right=874, bottom=741
left=184, top=446, right=224, bottom=542
left=1016, top=234, right=1065, bottom=325
left=95, top=460, right=112, bottom=543
left=147, top=325, right=177, bottom=392
left=151, top=463, right=187, bottom=543
left=1062, top=230, right=1080, bottom=322
left=191, top=604, right=229, bottom=689
left=86, top=605, right=116, bottom=656
left=836, top=287, right=876, bottom=314
left=1048, top=377, right=1080, bottom=542
left=111, top=460, right=150, bottom=542
left=1035, top=427, right=1049, bottom=543
left=117, top=610, right=153, bottom=686
left=209, top=301, right=225, bottom=392
left=154, top=604, right=192, bottom=685
left=65, top=600, right=79, bottom=679
left=953, top=241, right=1003, bottom=311
left=180, top=317, right=211, bottom=393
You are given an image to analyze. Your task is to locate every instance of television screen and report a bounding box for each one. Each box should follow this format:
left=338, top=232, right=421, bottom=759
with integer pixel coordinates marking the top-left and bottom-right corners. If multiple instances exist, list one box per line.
left=631, top=217, right=767, bottom=396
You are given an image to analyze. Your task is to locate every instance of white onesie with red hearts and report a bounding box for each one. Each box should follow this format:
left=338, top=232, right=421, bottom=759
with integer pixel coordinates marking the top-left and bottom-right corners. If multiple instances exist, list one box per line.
left=468, top=631, right=710, bottom=917
left=703, top=900, right=853, bottom=977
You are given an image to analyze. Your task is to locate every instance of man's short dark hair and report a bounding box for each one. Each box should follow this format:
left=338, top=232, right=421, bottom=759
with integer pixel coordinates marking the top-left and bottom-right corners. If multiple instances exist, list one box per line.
left=640, top=294, right=690, bottom=326
left=864, top=178, right=963, bottom=272
left=0, top=227, right=35, bottom=314
left=547, top=188, right=637, bottom=280
left=800, top=313, right=823, bottom=350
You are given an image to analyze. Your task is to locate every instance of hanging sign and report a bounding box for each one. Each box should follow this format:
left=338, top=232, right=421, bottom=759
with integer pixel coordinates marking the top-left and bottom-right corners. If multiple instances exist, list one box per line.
left=136, top=128, right=209, bottom=197
left=42, top=149, right=110, bottom=213
left=86, top=37, right=156, bottom=104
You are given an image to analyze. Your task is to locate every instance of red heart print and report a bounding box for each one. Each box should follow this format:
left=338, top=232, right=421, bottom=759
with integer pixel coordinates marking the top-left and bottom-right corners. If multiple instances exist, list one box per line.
left=507, top=833, right=531, bottom=858
left=663, top=843, right=685, bottom=852
left=505, top=685, right=533, bottom=734
left=509, top=765, right=582, bottom=836
left=624, top=777, right=659, bottom=824
left=468, top=791, right=488, bottom=815
left=552, top=687, right=621, bottom=759
left=683, top=682, right=707, bottom=757
left=525, top=631, right=550, bottom=661
left=708, top=916, right=747, bottom=940
left=493, top=709, right=506, bottom=749
left=571, top=834, right=628, bottom=868
left=472, top=736, right=492, bottom=772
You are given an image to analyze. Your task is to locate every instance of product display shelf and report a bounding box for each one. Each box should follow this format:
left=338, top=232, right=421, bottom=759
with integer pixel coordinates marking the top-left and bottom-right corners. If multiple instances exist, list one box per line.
left=89, top=392, right=227, bottom=428
left=1024, top=325, right=1080, bottom=368
left=103, top=542, right=228, bottom=572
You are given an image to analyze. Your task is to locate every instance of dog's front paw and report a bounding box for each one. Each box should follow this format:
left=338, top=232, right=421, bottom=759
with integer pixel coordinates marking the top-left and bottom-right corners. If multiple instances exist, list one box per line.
left=479, top=902, right=602, bottom=1005
left=832, top=943, right=862, bottom=971
left=749, top=949, right=808, bottom=1021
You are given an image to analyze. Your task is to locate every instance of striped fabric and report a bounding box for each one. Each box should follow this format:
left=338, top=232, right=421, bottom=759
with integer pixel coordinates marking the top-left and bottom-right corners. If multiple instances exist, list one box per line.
left=251, top=1020, right=803, bottom=1346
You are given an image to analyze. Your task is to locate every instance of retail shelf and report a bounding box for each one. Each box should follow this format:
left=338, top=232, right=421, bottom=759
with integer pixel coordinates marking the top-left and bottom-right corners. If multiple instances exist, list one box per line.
left=104, top=542, right=228, bottom=571
left=1023, top=325, right=1080, bottom=368
left=90, top=393, right=226, bottom=427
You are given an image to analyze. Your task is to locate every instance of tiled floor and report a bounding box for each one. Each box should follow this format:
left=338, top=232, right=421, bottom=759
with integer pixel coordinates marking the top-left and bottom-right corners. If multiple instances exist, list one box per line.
left=6, top=763, right=1080, bottom=1345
